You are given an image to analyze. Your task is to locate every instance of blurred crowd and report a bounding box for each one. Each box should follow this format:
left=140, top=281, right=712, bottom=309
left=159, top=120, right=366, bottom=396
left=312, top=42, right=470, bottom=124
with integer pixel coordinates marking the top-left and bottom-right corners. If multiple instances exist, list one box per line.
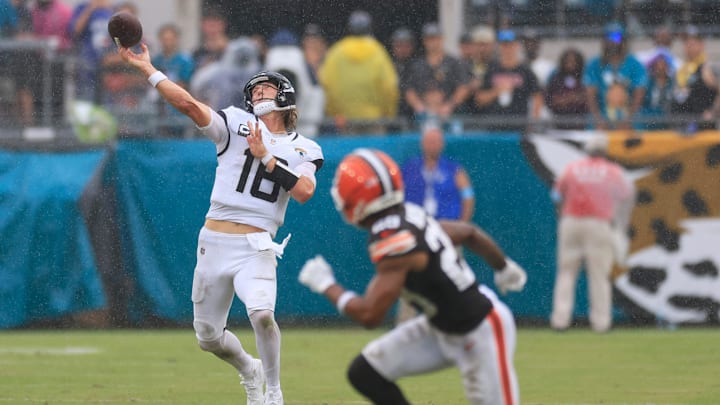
left=1, top=0, right=719, bottom=137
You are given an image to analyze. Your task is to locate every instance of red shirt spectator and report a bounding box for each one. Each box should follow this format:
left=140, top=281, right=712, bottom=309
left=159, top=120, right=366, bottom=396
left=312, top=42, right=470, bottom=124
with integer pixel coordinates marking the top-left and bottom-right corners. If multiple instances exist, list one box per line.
left=553, top=151, right=631, bottom=220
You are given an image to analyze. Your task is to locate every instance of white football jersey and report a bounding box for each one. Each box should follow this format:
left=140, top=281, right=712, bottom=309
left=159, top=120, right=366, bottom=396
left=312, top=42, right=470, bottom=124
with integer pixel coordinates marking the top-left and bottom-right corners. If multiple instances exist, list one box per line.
left=199, top=106, right=323, bottom=237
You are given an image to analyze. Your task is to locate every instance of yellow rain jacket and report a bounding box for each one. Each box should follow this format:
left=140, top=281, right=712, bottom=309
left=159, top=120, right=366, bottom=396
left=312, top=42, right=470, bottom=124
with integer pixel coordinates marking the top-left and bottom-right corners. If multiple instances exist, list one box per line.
left=319, top=36, right=399, bottom=120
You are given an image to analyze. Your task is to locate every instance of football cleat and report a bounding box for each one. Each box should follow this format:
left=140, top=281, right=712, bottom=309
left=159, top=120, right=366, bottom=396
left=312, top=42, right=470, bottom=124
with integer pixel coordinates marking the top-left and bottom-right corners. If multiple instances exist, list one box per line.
left=264, top=387, right=284, bottom=405
left=240, top=358, right=265, bottom=405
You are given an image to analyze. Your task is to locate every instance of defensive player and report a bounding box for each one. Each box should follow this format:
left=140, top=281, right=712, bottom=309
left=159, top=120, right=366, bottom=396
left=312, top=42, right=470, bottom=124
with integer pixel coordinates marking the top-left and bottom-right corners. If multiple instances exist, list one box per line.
left=299, top=149, right=526, bottom=405
left=119, top=44, right=323, bottom=405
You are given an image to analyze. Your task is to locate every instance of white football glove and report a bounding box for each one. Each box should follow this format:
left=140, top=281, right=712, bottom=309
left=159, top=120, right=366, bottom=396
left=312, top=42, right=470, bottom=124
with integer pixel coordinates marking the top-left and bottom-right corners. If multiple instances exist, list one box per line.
left=494, top=258, right=527, bottom=295
left=299, top=255, right=336, bottom=294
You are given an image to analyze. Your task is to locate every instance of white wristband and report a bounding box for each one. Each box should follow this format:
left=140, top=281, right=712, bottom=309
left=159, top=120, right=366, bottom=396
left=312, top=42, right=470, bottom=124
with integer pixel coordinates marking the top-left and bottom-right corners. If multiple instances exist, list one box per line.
left=148, top=71, right=168, bottom=88
left=336, top=291, right=358, bottom=314
left=261, top=154, right=273, bottom=166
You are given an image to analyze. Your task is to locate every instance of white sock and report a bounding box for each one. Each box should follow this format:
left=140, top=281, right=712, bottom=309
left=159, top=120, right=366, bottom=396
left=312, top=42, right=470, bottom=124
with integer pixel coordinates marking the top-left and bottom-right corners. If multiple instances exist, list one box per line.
left=219, top=329, right=255, bottom=375
left=250, top=310, right=281, bottom=387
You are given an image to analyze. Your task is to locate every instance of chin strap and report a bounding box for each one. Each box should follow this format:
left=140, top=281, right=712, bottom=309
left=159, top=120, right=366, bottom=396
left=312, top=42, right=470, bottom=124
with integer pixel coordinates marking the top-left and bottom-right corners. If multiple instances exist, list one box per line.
left=253, top=100, right=276, bottom=116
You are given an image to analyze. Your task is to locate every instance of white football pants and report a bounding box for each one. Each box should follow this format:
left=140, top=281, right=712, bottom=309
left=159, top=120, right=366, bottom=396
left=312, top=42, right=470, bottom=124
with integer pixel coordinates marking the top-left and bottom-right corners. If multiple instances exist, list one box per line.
left=362, top=286, right=519, bottom=405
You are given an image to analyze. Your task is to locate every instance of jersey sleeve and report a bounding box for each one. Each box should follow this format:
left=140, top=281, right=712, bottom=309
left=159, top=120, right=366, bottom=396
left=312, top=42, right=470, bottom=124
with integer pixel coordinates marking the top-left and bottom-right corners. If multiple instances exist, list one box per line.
left=197, top=107, right=230, bottom=148
left=297, top=137, right=324, bottom=172
left=368, top=229, right=418, bottom=263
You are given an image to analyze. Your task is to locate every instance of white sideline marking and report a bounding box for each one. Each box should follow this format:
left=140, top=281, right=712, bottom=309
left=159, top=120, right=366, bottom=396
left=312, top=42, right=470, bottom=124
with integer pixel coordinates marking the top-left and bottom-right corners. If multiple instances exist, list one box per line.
left=0, top=347, right=100, bottom=355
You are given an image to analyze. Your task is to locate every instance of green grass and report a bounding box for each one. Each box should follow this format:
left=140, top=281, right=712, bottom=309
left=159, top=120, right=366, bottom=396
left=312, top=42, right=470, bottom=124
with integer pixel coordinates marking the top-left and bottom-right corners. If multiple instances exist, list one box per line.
left=0, top=327, right=718, bottom=404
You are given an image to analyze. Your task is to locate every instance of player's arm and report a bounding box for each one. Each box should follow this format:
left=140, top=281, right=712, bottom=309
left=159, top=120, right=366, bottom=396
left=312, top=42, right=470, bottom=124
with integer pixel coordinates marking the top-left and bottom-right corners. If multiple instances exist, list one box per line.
left=440, top=220, right=527, bottom=294
left=325, top=253, right=423, bottom=328
left=439, top=220, right=505, bottom=270
left=264, top=159, right=318, bottom=204
left=246, top=121, right=320, bottom=203
left=118, top=44, right=212, bottom=127
left=299, top=252, right=425, bottom=328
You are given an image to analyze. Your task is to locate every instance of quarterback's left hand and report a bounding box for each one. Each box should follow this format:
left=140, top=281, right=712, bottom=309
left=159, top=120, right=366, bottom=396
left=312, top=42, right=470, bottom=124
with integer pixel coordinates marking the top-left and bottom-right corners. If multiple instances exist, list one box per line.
left=494, top=258, right=527, bottom=295
left=299, top=255, right=336, bottom=294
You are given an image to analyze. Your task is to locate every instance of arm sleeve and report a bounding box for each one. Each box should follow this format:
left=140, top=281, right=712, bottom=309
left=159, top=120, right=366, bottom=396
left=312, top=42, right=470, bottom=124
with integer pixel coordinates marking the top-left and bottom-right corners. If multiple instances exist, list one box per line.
left=294, top=161, right=318, bottom=186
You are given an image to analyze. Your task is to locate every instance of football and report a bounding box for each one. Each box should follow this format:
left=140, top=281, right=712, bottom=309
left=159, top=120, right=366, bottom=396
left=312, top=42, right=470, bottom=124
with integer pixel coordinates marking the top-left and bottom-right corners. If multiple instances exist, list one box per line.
left=107, top=11, right=143, bottom=48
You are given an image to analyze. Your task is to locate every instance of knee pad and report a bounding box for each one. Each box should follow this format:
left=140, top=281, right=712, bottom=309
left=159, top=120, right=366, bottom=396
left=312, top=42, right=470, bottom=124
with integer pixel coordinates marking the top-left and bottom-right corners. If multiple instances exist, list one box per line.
left=249, top=309, right=276, bottom=331
left=193, top=319, right=223, bottom=352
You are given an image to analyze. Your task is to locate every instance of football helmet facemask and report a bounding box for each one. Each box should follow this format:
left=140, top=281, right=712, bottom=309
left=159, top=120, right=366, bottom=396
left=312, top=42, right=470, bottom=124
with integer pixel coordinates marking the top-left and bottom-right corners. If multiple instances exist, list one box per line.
left=243, top=71, right=296, bottom=114
left=331, top=148, right=404, bottom=225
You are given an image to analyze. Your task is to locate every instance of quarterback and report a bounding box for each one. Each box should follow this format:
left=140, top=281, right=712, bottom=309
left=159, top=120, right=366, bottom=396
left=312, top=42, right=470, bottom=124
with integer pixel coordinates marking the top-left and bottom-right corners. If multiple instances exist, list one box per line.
left=299, top=149, right=526, bottom=404
left=119, top=44, right=323, bottom=405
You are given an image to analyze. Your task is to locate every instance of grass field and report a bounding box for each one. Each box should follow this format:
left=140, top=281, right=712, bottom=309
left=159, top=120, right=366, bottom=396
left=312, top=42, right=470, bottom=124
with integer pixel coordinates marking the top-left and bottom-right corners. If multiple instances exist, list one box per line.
left=1, top=327, right=718, bottom=404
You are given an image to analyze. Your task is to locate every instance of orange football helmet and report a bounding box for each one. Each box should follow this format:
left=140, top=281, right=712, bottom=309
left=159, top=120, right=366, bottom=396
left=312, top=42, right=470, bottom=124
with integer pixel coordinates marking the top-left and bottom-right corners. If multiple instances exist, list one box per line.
left=331, top=148, right=405, bottom=225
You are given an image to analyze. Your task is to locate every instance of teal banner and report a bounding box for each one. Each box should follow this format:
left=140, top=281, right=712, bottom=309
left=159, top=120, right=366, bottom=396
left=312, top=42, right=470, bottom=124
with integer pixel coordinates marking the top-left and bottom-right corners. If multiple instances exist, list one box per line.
left=15, top=132, right=690, bottom=327
left=110, top=134, right=558, bottom=323
left=0, top=150, right=107, bottom=328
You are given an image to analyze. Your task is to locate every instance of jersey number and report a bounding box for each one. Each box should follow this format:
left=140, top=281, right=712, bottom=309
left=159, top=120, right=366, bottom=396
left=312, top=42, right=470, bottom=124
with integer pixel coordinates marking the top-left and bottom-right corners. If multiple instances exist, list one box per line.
left=425, top=219, right=476, bottom=291
left=236, top=149, right=286, bottom=203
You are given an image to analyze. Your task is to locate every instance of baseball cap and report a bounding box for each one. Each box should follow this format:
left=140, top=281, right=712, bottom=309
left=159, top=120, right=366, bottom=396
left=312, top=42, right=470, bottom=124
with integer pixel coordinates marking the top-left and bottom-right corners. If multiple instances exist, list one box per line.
left=497, top=29, right=517, bottom=43
left=269, top=28, right=298, bottom=47
left=604, top=22, right=625, bottom=44
left=470, top=24, right=495, bottom=43
left=681, top=25, right=702, bottom=39
left=391, top=27, right=414, bottom=43
left=347, top=10, right=372, bottom=36
left=422, top=22, right=442, bottom=37
left=303, top=23, right=323, bottom=38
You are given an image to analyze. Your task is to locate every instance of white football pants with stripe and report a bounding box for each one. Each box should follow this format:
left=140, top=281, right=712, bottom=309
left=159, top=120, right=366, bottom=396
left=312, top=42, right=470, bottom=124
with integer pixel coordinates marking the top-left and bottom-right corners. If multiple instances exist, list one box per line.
left=362, top=285, right=519, bottom=405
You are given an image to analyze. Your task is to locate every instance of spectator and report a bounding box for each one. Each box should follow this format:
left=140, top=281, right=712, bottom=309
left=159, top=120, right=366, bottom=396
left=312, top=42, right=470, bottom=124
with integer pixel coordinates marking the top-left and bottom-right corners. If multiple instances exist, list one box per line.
left=458, top=31, right=473, bottom=62
left=318, top=10, right=398, bottom=134
left=405, top=22, right=471, bottom=127
left=68, top=0, right=114, bottom=103
left=265, top=28, right=325, bottom=137
left=550, top=135, right=634, bottom=333
left=7, top=0, right=35, bottom=126
left=474, top=29, right=542, bottom=132
left=10, top=0, right=30, bottom=35
left=192, top=8, right=229, bottom=70
left=298, top=148, right=525, bottom=405
left=634, top=25, right=680, bottom=72
left=639, top=51, right=674, bottom=129
left=521, top=29, right=554, bottom=87
left=402, top=125, right=475, bottom=222
left=31, top=0, right=73, bottom=51
left=151, top=23, right=195, bottom=136
left=301, top=23, right=326, bottom=79
left=190, top=36, right=261, bottom=111
left=545, top=48, right=588, bottom=130
left=604, top=81, right=630, bottom=127
left=457, top=24, right=496, bottom=116
left=583, top=22, right=647, bottom=130
left=418, top=86, right=450, bottom=128
left=0, top=0, right=18, bottom=38
left=389, top=27, right=416, bottom=121
left=152, top=23, right=194, bottom=89
left=397, top=124, right=476, bottom=324
left=671, top=25, right=718, bottom=131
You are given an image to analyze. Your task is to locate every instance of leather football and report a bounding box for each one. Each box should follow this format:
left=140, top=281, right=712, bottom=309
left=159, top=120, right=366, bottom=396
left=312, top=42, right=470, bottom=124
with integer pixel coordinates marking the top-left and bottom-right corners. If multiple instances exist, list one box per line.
left=107, top=11, right=142, bottom=48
